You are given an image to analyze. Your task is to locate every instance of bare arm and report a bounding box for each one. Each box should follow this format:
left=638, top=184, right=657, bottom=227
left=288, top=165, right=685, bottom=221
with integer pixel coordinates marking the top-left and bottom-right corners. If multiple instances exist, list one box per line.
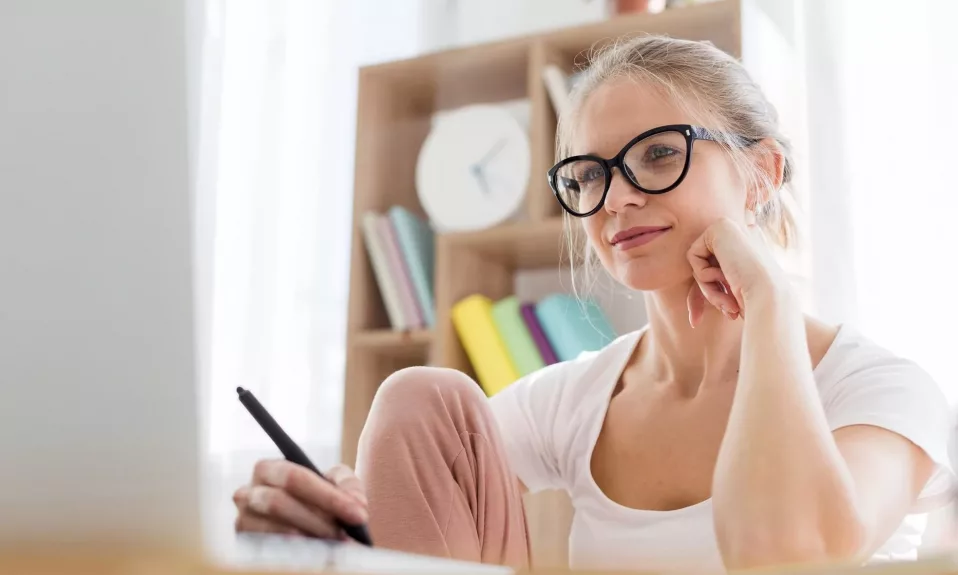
left=687, top=219, right=934, bottom=570
left=711, top=288, right=933, bottom=569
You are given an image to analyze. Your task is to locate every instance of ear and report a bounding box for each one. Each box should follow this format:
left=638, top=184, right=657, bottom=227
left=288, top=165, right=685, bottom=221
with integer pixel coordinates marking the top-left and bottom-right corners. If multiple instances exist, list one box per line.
left=746, top=137, right=786, bottom=210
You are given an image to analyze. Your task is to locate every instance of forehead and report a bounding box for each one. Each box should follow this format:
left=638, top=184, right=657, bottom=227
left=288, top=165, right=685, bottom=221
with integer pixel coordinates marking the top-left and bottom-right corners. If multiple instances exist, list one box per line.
left=573, top=78, right=690, bottom=156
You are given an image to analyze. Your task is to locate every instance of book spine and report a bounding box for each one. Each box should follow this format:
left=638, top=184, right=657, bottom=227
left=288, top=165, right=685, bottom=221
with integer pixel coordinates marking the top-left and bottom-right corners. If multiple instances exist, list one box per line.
left=534, top=294, right=616, bottom=362
left=361, top=212, right=405, bottom=330
left=520, top=302, right=558, bottom=365
left=534, top=295, right=582, bottom=362
left=378, top=215, right=423, bottom=328
left=451, top=294, right=519, bottom=396
left=490, top=296, right=545, bottom=376
left=576, top=297, right=617, bottom=350
left=388, top=206, right=436, bottom=327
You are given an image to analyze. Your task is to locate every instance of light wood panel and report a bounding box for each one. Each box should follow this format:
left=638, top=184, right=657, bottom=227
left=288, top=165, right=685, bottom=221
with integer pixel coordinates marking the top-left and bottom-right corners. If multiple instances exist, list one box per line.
left=3, top=545, right=958, bottom=575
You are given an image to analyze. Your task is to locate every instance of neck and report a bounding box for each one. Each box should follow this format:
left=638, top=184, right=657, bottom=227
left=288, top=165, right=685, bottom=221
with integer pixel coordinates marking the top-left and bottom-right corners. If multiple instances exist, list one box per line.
left=637, top=279, right=744, bottom=395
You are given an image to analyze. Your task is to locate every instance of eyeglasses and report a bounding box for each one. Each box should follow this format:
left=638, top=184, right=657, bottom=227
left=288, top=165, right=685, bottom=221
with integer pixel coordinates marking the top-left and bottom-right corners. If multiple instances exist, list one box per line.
left=547, top=124, right=750, bottom=218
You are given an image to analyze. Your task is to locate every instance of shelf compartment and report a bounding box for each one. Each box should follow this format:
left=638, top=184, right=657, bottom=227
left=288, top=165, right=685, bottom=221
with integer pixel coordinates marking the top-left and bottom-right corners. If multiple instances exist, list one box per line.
left=351, top=328, right=432, bottom=357
left=441, top=217, right=581, bottom=270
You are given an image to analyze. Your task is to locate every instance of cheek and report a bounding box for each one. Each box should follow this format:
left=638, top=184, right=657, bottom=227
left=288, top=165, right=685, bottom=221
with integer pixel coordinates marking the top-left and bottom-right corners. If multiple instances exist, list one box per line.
left=581, top=214, right=617, bottom=267
left=672, top=163, right=745, bottom=230
left=581, top=214, right=605, bottom=248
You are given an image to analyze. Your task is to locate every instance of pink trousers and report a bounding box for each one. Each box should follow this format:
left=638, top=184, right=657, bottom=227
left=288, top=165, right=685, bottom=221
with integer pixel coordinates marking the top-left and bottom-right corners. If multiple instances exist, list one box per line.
left=354, top=366, right=531, bottom=568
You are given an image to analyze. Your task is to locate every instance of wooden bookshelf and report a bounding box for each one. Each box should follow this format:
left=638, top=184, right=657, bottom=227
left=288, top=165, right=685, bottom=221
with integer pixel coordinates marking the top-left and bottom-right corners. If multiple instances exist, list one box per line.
left=341, top=0, right=751, bottom=566
left=342, top=0, right=743, bottom=464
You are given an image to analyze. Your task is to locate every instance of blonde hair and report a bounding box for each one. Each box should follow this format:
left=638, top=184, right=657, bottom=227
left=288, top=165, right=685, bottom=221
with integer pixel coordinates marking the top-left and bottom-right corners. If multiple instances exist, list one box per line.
left=558, top=35, right=800, bottom=292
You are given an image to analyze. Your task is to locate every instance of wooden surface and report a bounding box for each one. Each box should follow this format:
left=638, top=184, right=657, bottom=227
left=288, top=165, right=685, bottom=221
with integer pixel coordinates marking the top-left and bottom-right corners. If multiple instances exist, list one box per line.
left=3, top=547, right=958, bottom=575
left=338, top=0, right=746, bottom=566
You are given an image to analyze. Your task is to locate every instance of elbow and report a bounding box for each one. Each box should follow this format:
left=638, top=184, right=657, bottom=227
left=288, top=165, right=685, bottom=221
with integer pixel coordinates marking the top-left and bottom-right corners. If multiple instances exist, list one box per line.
left=717, top=514, right=869, bottom=570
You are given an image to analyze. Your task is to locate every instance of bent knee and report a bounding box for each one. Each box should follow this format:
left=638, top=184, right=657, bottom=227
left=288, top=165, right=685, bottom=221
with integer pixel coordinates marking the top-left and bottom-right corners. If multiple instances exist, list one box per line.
left=358, top=366, right=495, bottom=472
left=374, top=365, right=485, bottom=409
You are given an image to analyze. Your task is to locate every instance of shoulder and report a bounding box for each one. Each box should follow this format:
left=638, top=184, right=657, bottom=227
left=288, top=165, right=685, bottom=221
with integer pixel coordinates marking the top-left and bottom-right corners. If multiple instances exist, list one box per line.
left=814, top=324, right=955, bottom=508
left=488, top=327, right=643, bottom=417
left=814, top=323, right=946, bottom=408
left=484, top=328, right=644, bottom=493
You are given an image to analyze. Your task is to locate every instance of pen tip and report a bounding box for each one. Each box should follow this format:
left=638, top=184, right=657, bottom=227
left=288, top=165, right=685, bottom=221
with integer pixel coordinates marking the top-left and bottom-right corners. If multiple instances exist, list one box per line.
left=236, top=386, right=245, bottom=395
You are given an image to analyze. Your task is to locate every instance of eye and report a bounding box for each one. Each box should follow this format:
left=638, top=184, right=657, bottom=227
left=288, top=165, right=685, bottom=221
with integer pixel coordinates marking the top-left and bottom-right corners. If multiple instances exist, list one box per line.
left=559, top=176, right=580, bottom=194
left=576, top=165, right=604, bottom=183
left=646, top=145, right=679, bottom=161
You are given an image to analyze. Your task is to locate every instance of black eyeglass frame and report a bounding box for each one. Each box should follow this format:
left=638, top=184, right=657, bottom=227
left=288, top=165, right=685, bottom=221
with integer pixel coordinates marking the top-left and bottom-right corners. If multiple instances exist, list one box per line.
left=547, top=124, right=744, bottom=218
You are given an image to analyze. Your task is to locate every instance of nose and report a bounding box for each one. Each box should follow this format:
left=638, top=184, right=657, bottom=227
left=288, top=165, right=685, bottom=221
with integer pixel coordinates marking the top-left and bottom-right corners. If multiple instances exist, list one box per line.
left=603, top=167, right=647, bottom=214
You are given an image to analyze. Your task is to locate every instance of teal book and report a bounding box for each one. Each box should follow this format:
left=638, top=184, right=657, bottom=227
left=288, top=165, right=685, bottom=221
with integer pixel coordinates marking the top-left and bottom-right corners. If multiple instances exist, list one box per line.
left=534, top=293, right=616, bottom=362
left=387, top=205, right=435, bottom=327
left=490, top=296, right=545, bottom=376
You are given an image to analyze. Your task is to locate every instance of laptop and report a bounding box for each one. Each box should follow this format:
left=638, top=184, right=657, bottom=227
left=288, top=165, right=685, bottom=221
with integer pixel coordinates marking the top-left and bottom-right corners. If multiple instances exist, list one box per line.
left=0, top=138, right=509, bottom=575
left=0, top=127, right=510, bottom=573
left=0, top=1, right=510, bottom=568
left=0, top=65, right=506, bottom=575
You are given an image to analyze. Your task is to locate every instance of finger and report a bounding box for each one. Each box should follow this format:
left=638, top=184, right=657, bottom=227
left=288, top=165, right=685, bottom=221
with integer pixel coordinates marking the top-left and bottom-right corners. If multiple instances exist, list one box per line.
left=687, top=234, right=737, bottom=322
left=687, top=281, right=707, bottom=328
left=246, top=485, right=341, bottom=539
left=234, top=510, right=306, bottom=537
left=687, top=234, right=722, bottom=288
left=697, top=281, right=739, bottom=318
left=233, top=485, right=251, bottom=511
left=253, top=459, right=367, bottom=526
left=712, top=275, right=743, bottom=315
left=326, top=464, right=367, bottom=507
left=686, top=235, right=721, bottom=275
left=692, top=266, right=740, bottom=315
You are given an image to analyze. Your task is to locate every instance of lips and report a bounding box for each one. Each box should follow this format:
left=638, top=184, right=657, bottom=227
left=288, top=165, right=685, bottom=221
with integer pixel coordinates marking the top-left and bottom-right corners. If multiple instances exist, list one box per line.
left=610, top=226, right=672, bottom=246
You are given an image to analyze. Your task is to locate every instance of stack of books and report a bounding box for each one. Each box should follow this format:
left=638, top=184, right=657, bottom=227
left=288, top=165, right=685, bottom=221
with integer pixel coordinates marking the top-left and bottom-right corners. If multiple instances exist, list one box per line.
left=451, top=292, right=616, bottom=396
left=361, top=206, right=435, bottom=330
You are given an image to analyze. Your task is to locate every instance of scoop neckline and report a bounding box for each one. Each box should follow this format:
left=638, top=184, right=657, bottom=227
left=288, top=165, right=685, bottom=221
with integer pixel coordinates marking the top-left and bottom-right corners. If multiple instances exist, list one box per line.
left=580, top=322, right=849, bottom=518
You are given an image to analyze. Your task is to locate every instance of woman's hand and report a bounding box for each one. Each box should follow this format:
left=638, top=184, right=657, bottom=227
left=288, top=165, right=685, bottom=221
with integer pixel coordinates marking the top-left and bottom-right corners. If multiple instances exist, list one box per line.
left=685, top=217, right=791, bottom=327
left=233, top=460, right=368, bottom=539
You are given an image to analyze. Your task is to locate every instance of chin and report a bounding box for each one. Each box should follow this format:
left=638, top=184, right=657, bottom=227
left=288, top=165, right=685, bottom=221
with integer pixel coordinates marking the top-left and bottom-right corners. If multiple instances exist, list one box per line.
left=610, top=257, right=690, bottom=293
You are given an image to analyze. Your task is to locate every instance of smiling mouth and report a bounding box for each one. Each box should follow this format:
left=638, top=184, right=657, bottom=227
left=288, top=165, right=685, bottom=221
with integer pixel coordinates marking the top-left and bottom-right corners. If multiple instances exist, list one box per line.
left=610, top=226, right=672, bottom=250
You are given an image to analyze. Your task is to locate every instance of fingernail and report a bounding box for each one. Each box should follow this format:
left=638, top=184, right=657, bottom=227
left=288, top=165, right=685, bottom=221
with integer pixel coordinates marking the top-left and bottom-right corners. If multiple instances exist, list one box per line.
left=354, top=505, right=369, bottom=523
left=249, top=489, right=268, bottom=513
left=347, top=491, right=368, bottom=507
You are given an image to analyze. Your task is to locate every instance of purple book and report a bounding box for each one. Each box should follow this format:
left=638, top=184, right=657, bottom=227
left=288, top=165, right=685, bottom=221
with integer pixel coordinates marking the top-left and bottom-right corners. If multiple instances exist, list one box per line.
left=520, top=302, right=558, bottom=365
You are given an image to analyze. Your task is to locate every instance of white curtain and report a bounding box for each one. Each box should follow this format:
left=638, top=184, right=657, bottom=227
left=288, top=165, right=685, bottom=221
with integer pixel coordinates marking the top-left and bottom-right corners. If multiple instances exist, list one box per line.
left=197, top=0, right=351, bottom=466
left=193, top=0, right=354, bottom=553
left=191, top=0, right=427, bottom=553
left=804, top=0, right=958, bottom=404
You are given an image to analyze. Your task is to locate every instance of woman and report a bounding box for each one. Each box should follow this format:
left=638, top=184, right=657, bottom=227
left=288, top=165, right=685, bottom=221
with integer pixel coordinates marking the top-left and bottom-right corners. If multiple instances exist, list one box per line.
left=231, top=35, right=954, bottom=572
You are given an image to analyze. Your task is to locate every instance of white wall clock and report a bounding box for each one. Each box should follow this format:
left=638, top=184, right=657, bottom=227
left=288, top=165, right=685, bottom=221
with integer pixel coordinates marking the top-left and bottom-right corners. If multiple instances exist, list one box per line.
left=416, top=104, right=530, bottom=232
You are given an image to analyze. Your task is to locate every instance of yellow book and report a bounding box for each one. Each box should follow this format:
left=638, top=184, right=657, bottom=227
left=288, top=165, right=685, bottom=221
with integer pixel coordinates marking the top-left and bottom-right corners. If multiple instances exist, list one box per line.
left=451, top=294, right=520, bottom=396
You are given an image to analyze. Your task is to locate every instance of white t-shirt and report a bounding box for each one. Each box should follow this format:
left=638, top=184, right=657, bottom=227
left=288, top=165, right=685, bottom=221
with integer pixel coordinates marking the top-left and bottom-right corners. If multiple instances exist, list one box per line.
left=489, top=323, right=955, bottom=573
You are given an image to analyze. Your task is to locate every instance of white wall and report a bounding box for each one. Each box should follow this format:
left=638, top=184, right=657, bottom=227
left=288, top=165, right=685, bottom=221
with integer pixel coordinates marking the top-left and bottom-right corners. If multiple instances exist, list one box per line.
left=0, top=0, right=201, bottom=553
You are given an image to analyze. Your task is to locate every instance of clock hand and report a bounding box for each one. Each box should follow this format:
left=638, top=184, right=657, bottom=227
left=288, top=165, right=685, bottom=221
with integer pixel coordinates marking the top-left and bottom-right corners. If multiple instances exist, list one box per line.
left=472, top=165, right=490, bottom=196
left=475, top=137, right=508, bottom=171
left=470, top=138, right=508, bottom=197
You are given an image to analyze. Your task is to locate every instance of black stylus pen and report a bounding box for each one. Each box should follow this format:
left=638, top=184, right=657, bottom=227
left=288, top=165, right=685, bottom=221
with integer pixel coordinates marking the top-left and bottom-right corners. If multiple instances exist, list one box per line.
left=236, top=386, right=373, bottom=546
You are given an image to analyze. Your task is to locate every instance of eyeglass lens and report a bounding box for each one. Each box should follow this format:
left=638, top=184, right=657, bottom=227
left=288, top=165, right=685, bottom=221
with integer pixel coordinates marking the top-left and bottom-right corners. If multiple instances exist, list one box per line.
left=554, top=130, right=688, bottom=215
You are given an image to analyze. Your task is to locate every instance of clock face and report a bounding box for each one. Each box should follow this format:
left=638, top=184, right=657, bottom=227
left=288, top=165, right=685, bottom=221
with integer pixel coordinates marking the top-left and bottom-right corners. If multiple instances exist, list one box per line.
left=416, top=104, right=530, bottom=232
